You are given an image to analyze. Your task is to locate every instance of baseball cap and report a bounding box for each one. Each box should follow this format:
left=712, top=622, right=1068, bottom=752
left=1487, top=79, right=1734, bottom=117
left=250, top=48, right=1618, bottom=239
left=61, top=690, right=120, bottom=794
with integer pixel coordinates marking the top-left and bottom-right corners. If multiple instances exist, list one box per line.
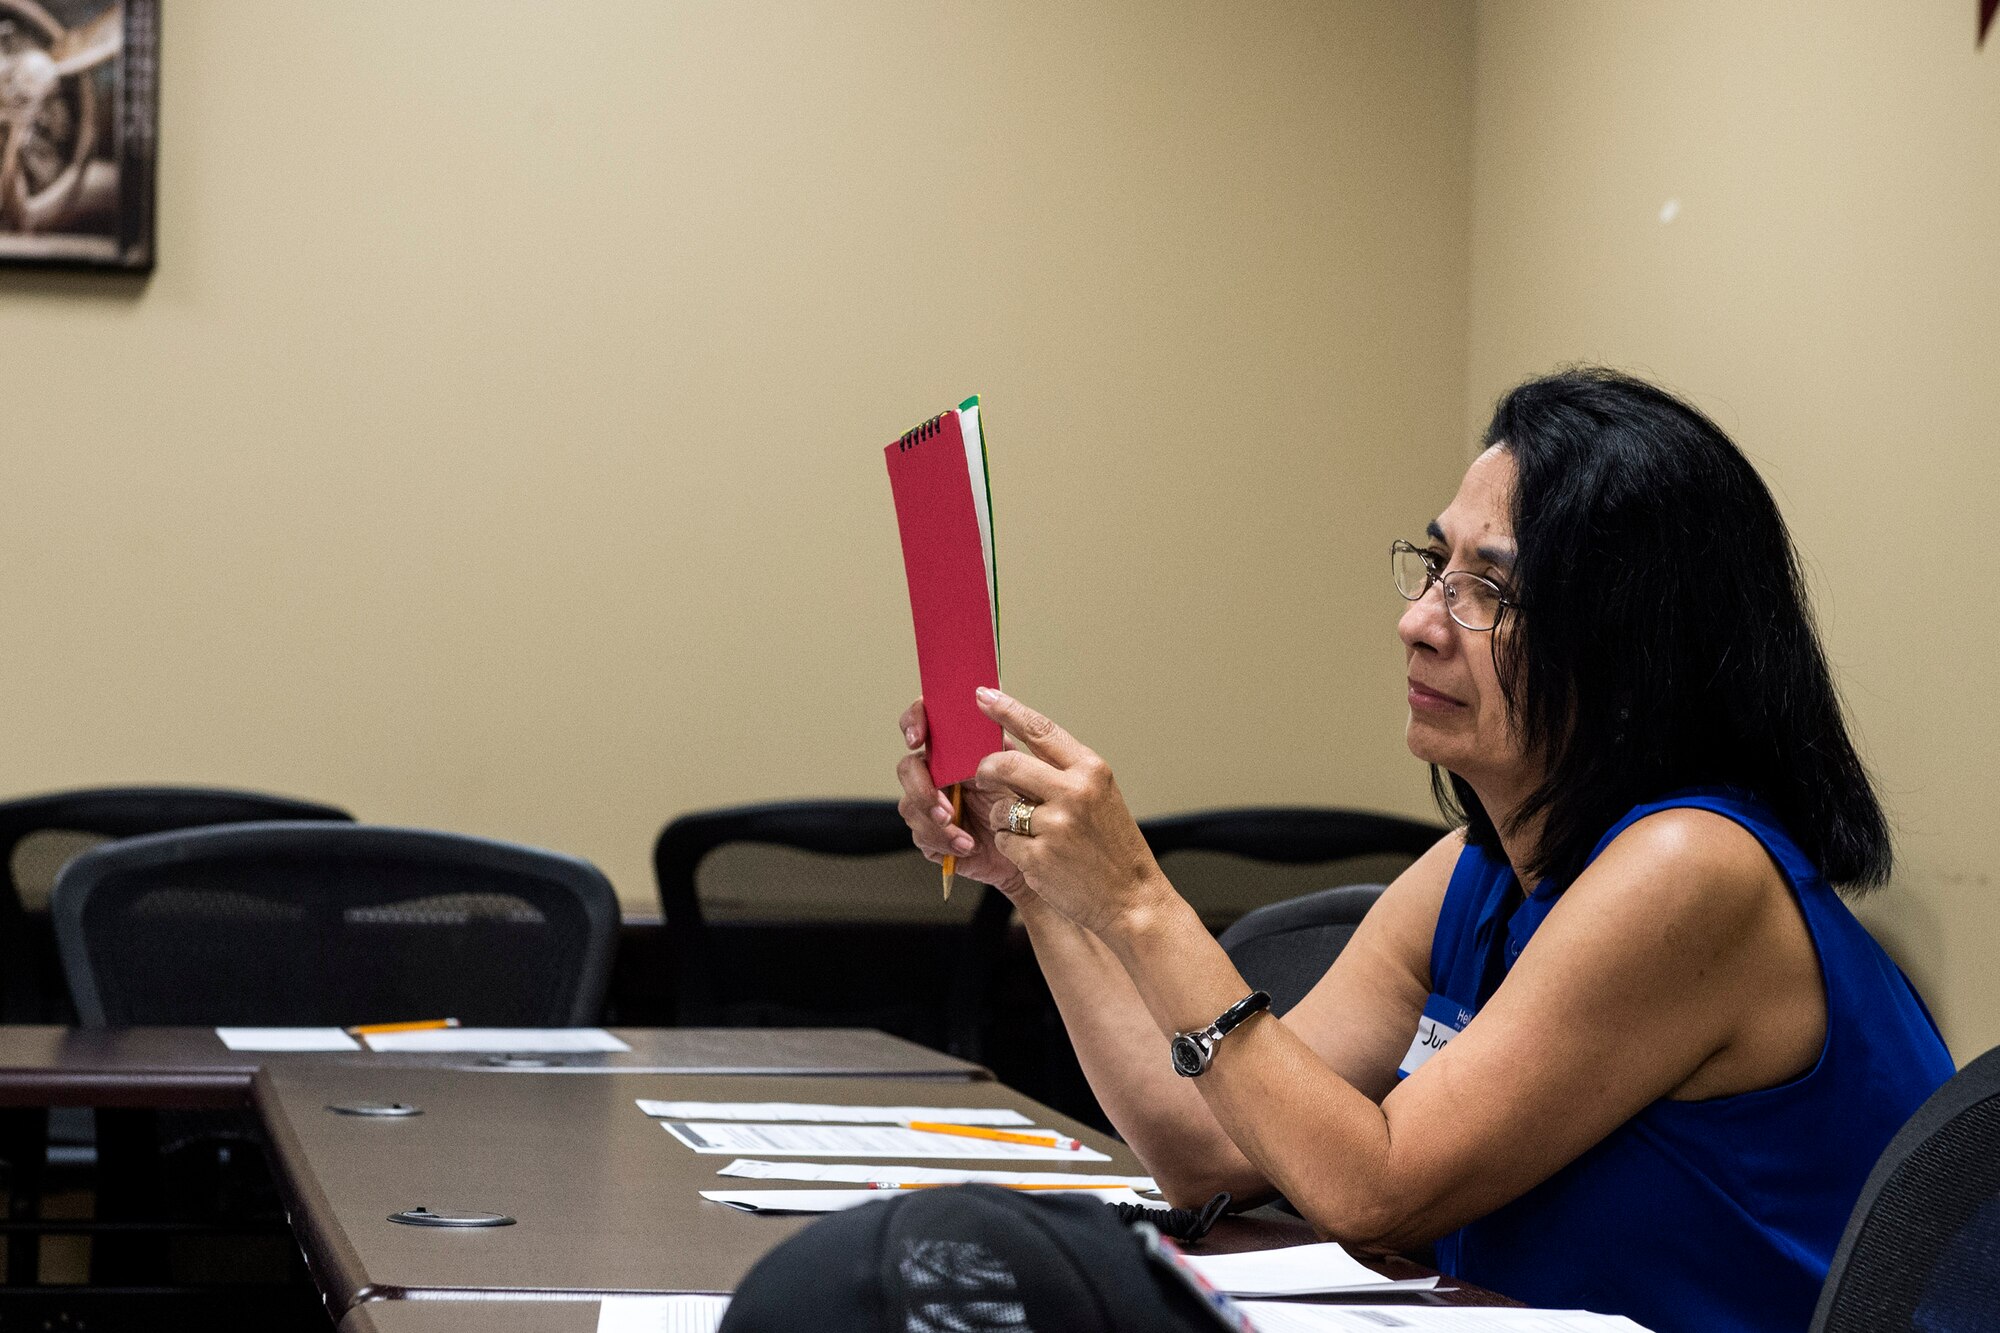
left=718, top=1185, right=1248, bottom=1333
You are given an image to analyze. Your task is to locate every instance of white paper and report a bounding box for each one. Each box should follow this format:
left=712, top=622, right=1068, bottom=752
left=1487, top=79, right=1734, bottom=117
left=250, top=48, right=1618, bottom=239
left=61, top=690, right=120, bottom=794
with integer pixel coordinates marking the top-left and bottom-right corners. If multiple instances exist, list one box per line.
left=1184, top=1242, right=1436, bottom=1296
left=637, top=1100, right=1032, bottom=1126
left=595, top=1294, right=731, bottom=1333
left=659, top=1121, right=1110, bottom=1161
left=700, top=1187, right=1164, bottom=1214
left=361, top=1027, right=631, bottom=1053
left=716, top=1159, right=1158, bottom=1190
left=215, top=1027, right=360, bottom=1052
left=1240, top=1304, right=1653, bottom=1332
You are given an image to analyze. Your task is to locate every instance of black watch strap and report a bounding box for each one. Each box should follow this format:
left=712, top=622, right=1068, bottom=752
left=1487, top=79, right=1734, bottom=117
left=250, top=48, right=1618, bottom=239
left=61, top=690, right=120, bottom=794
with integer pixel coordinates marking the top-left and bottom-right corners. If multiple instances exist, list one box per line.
left=1210, top=989, right=1273, bottom=1040
left=1170, top=989, right=1272, bottom=1077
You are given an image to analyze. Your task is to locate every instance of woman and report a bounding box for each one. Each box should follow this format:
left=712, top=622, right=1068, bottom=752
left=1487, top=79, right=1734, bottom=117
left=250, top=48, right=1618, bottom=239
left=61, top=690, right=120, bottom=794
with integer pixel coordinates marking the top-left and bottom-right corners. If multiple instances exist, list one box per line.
left=894, top=368, right=1953, bottom=1333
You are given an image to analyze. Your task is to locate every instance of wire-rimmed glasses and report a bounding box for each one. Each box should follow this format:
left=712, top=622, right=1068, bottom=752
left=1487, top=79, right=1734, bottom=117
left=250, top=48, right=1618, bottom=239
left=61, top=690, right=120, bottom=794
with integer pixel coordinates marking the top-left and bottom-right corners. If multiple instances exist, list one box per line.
left=1391, top=539, right=1518, bottom=632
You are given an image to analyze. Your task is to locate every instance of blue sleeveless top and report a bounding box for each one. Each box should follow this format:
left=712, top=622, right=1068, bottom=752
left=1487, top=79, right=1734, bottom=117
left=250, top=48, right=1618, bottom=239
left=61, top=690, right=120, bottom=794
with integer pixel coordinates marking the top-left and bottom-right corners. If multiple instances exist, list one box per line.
left=1417, top=789, right=1953, bottom=1333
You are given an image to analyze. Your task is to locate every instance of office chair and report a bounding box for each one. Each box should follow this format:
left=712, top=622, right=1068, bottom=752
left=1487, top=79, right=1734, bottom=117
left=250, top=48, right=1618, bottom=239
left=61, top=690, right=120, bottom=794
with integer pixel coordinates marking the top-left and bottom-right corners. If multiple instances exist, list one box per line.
left=1216, top=883, right=1388, bottom=1017
left=0, top=786, right=354, bottom=1024
left=52, top=822, right=618, bottom=1027
left=0, top=788, right=354, bottom=1285
left=1811, top=1044, right=2000, bottom=1332
left=1138, top=806, right=1444, bottom=930
left=48, top=821, right=617, bottom=1288
left=654, top=800, right=1012, bottom=1060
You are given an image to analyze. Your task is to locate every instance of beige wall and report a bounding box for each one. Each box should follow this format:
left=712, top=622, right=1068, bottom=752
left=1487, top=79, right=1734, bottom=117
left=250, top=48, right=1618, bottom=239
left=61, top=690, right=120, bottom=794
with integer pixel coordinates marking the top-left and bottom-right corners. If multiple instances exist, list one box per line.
left=0, top=4, right=1472, bottom=911
left=1468, top=1, right=2000, bottom=1059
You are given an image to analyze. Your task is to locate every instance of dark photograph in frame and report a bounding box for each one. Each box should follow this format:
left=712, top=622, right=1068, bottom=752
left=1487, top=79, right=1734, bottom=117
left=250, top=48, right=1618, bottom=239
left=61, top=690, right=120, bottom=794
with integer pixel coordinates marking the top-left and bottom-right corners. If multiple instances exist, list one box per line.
left=0, top=0, right=156, bottom=271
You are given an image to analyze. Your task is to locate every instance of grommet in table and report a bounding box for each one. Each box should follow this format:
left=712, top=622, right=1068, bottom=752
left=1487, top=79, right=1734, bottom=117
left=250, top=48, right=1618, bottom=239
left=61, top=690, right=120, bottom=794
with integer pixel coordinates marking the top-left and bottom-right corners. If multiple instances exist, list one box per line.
left=326, top=1102, right=423, bottom=1117
left=388, top=1207, right=515, bottom=1228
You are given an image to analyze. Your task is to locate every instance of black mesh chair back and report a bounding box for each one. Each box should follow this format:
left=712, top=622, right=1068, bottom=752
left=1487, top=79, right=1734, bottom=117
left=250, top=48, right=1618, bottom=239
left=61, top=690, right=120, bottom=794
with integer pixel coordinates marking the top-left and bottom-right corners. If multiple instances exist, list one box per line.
left=655, top=800, right=1012, bottom=1057
left=53, top=823, right=618, bottom=1027
left=1139, top=807, right=1442, bottom=930
left=1811, top=1044, right=2000, bottom=1332
left=0, top=786, right=354, bottom=1022
left=1216, top=883, right=1387, bottom=1017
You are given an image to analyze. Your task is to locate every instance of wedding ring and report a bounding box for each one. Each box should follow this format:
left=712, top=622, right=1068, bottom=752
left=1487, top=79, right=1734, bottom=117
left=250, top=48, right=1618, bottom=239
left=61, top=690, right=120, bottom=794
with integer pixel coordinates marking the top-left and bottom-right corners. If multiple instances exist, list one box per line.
left=1007, top=798, right=1036, bottom=837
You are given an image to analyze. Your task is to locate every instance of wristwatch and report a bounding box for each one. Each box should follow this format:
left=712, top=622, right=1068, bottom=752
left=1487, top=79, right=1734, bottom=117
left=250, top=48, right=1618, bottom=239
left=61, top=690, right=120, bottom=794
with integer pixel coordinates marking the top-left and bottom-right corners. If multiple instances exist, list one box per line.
left=1169, top=990, right=1272, bottom=1077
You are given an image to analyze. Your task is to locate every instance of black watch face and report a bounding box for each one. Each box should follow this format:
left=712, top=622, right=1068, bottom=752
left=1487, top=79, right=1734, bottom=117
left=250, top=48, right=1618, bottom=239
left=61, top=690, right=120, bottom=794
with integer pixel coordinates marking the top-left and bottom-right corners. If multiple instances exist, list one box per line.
left=1170, top=1034, right=1207, bottom=1078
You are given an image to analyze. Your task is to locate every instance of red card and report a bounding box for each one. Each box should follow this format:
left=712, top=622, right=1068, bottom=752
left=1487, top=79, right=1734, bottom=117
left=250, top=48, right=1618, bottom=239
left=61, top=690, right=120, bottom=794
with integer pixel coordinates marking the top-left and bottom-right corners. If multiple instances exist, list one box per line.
left=885, top=409, right=1003, bottom=787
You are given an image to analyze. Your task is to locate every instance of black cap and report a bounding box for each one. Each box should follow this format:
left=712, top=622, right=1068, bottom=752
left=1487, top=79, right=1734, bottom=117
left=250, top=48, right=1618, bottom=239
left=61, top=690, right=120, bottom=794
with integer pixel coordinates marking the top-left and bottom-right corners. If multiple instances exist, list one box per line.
left=718, top=1185, right=1245, bottom=1333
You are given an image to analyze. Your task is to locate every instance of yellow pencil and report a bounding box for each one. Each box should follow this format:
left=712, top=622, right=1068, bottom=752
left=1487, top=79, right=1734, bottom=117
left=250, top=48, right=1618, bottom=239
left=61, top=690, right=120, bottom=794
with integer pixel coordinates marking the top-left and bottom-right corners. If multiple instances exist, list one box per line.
left=940, top=783, right=962, bottom=901
left=347, top=1018, right=460, bottom=1036
left=906, top=1121, right=1086, bottom=1152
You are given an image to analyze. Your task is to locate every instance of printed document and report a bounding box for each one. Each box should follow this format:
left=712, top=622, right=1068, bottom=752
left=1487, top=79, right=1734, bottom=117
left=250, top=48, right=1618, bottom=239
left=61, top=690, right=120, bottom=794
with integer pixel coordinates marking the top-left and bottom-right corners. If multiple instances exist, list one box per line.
left=595, top=1294, right=730, bottom=1333
left=716, top=1159, right=1157, bottom=1190
left=361, top=1028, right=631, bottom=1053
left=700, top=1187, right=1163, bottom=1213
left=658, top=1121, right=1110, bottom=1161
left=636, top=1100, right=1031, bottom=1125
left=1184, top=1242, right=1438, bottom=1296
left=215, top=1028, right=359, bottom=1052
left=1239, top=1304, right=1654, bottom=1331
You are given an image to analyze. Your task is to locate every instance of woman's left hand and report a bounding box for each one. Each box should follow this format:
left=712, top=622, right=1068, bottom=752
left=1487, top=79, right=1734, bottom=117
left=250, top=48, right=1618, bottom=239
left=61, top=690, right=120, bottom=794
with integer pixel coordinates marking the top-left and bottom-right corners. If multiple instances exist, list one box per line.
left=971, top=686, right=1170, bottom=938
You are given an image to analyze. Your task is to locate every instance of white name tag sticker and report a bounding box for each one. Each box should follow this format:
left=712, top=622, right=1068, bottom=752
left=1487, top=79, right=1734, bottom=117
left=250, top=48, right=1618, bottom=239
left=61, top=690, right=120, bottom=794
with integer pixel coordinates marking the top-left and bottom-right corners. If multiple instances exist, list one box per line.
left=1397, top=994, right=1475, bottom=1078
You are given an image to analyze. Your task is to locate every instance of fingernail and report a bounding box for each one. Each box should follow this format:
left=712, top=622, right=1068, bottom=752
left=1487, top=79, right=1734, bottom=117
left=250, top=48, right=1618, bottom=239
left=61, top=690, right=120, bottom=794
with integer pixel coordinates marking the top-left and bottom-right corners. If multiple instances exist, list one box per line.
left=904, top=728, right=918, bottom=747
left=977, top=687, right=1000, bottom=703
left=953, top=833, right=975, bottom=853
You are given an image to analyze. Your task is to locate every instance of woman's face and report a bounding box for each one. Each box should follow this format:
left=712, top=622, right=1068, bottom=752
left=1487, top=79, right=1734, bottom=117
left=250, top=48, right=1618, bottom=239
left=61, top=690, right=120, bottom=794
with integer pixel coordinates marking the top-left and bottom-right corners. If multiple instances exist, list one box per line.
left=1399, top=445, right=1534, bottom=798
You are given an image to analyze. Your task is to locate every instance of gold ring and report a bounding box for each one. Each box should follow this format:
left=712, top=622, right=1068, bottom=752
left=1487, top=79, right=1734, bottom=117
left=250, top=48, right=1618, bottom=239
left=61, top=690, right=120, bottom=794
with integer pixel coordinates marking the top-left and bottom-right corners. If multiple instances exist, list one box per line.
left=1007, top=799, right=1036, bottom=837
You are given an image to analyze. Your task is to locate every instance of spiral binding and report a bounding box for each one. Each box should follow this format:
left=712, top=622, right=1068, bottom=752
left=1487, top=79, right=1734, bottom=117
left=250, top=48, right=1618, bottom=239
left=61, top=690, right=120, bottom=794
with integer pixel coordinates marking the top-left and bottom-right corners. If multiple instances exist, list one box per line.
left=895, top=412, right=948, bottom=452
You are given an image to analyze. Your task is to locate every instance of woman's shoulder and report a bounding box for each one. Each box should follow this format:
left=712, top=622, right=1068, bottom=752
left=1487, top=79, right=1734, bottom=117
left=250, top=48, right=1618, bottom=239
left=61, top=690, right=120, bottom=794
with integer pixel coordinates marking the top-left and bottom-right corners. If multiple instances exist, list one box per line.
left=1583, top=804, right=1791, bottom=927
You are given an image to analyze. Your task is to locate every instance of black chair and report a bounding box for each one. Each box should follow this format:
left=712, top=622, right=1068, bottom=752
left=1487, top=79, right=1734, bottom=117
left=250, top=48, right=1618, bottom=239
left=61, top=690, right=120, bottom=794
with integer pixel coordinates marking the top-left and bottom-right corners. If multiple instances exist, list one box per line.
left=46, top=821, right=618, bottom=1293
left=0, top=786, right=353, bottom=1024
left=1139, top=806, right=1443, bottom=930
left=52, top=822, right=618, bottom=1027
left=1217, top=882, right=1387, bottom=1017
left=0, top=788, right=355, bottom=1287
left=654, top=800, right=1012, bottom=1060
left=1811, top=1045, right=2000, bottom=1332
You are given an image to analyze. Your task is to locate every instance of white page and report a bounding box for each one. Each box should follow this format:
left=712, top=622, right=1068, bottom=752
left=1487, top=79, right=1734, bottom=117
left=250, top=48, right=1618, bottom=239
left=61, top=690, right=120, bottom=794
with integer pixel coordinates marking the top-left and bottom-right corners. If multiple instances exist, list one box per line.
left=958, top=400, right=998, bottom=642
left=596, top=1294, right=731, bottom=1333
left=1184, top=1241, right=1432, bottom=1296
left=659, top=1121, right=1110, bottom=1161
left=700, top=1187, right=1164, bottom=1214
left=637, top=1100, right=1031, bottom=1126
left=215, top=1028, right=359, bottom=1052
left=361, top=1028, right=631, bottom=1053
left=716, top=1159, right=1158, bottom=1190
left=1239, top=1303, right=1654, bottom=1332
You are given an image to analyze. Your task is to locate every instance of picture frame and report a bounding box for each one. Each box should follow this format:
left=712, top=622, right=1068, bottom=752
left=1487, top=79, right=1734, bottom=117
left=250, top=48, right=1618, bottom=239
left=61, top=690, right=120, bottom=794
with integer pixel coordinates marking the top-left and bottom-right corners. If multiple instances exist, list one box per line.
left=0, top=0, right=157, bottom=272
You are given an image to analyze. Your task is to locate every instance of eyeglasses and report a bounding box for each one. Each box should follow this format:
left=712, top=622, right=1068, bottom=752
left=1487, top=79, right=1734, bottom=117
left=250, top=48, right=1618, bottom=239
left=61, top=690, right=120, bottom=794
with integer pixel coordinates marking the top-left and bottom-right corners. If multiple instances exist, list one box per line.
left=1391, top=539, right=1519, bottom=632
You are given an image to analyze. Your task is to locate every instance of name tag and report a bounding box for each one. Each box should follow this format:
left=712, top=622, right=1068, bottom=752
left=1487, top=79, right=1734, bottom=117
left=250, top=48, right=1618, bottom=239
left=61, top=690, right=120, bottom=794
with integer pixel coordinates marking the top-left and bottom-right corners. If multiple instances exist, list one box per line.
left=1397, top=993, right=1475, bottom=1078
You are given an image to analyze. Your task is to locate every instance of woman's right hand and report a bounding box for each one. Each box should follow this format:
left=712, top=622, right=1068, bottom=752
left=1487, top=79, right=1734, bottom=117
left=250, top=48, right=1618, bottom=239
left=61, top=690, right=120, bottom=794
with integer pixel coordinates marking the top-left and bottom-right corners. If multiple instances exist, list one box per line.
left=896, top=698, right=1032, bottom=901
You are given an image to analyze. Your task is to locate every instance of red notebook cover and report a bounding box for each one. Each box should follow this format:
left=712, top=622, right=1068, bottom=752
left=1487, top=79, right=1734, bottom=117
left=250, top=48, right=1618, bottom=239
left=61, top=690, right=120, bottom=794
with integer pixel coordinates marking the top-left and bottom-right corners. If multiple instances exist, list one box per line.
left=885, top=410, right=1003, bottom=788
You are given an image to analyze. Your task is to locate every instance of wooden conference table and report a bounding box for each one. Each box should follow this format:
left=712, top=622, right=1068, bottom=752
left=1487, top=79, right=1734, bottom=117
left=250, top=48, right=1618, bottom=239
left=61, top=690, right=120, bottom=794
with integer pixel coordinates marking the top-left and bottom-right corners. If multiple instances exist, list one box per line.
left=0, top=1025, right=985, bottom=1108
left=0, top=1027, right=1508, bottom=1319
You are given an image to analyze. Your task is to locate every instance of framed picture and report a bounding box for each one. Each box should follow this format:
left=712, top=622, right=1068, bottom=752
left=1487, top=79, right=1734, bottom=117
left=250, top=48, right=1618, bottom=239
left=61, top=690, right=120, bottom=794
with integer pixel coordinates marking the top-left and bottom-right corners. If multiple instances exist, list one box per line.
left=0, top=0, right=157, bottom=272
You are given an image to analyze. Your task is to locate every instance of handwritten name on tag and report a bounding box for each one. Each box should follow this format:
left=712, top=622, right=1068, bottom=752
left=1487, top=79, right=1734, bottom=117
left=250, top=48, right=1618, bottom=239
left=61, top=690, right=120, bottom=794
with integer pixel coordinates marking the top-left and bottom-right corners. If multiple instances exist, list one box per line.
left=1397, top=994, right=1476, bottom=1078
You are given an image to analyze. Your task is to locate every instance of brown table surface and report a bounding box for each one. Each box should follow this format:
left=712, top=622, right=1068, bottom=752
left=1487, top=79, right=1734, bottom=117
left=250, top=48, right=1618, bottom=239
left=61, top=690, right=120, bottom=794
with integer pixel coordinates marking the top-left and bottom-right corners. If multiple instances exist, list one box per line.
left=340, top=1303, right=603, bottom=1332
left=261, top=1064, right=1512, bottom=1317
left=0, top=1027, right=984, bottom=1107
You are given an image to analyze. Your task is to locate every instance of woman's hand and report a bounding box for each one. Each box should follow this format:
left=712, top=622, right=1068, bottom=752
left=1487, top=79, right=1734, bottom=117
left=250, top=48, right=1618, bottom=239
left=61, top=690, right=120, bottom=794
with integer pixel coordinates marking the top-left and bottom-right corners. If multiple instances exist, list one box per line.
left=895, top=698, right=1031, bottom=900
left=972, top=687, right=1171, bottom=938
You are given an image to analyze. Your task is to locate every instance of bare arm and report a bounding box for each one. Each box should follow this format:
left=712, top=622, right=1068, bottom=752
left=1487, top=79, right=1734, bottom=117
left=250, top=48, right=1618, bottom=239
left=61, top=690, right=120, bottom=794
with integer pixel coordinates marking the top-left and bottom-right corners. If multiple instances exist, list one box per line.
left=972, top=689, right=1817, bottom=1248
left=897, top=697, right=1454, bottom=1203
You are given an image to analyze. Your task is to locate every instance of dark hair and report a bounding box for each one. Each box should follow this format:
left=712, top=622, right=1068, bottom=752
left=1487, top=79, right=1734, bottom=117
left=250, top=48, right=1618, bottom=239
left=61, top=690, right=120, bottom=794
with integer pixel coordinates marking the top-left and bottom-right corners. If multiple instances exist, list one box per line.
left=1433, top=367, right=1890, bottom=891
